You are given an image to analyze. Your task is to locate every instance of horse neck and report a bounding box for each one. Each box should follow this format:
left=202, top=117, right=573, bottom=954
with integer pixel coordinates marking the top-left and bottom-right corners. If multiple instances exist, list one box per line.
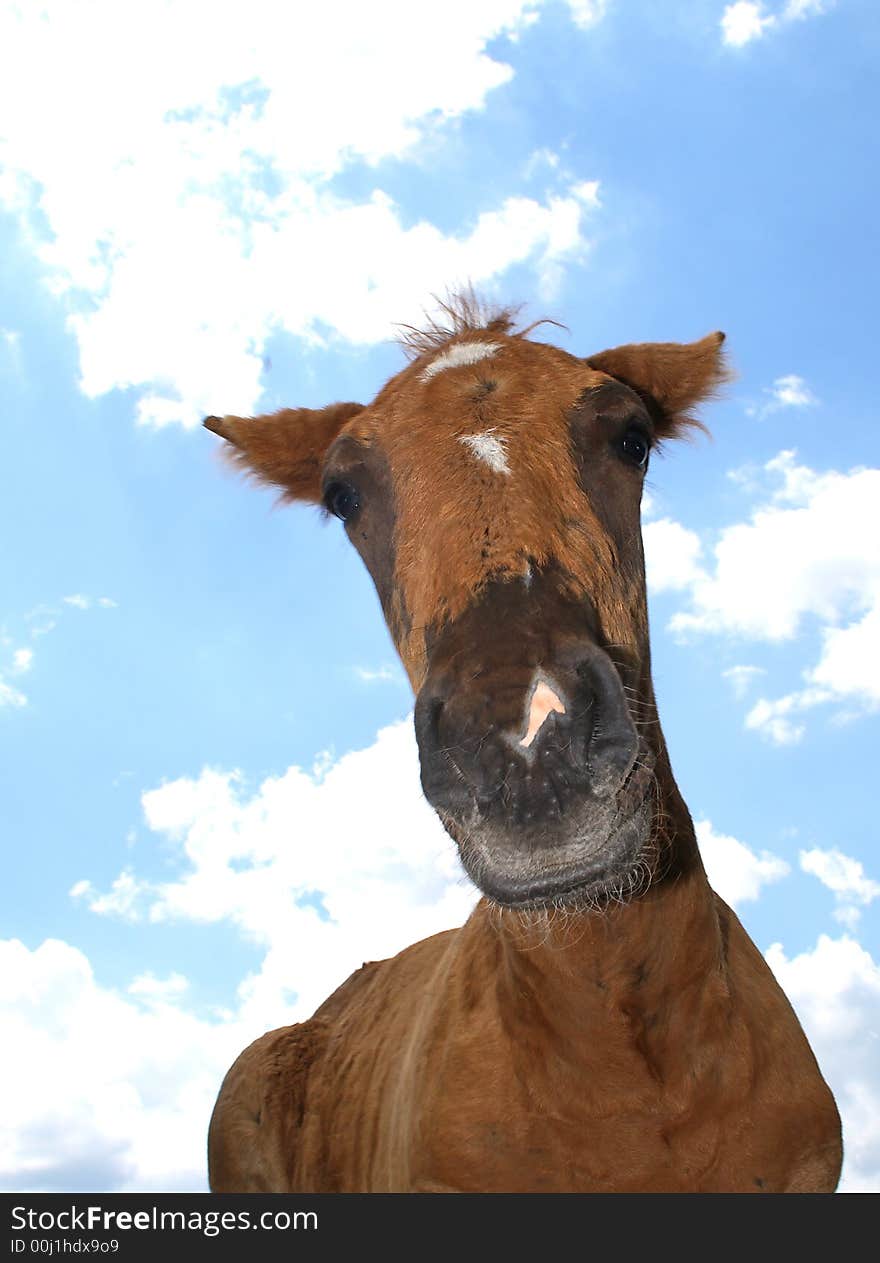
left=462, top=777, right=728, bottom=1060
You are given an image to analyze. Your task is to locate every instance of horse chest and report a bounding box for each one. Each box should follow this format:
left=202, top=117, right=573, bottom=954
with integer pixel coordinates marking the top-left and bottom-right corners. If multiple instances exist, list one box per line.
left=301, top=994, right=837, bottom=1194
left=305, top=1020, right=714, bottom=1191
left=402, top=1052, right=736, bottom=1192
left=404, top=1086, right=829, bottom=1193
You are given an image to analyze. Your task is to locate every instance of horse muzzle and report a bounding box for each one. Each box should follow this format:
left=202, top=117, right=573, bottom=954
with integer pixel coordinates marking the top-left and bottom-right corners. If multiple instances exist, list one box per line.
left=412, top=577, right=655, bottom=906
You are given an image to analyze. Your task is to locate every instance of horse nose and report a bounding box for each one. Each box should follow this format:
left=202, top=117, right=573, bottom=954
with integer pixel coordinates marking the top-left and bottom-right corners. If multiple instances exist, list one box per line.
left=571, top=648, right=641, bottom=798
left=414, top=649, right=639, bottom=824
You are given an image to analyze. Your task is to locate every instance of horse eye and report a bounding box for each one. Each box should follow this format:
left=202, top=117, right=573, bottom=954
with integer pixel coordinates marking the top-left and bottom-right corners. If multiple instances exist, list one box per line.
left=619, top=428, right=651, bottom=470
left=324, top=481, right=360, bottom=522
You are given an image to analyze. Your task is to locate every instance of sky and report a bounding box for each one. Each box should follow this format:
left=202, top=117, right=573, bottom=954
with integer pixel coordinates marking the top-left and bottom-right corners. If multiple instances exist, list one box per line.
left=0, top=0, right=878, bottom=1193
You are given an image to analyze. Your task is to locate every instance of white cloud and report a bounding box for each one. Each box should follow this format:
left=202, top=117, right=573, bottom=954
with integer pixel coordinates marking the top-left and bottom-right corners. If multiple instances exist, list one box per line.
left=12, top=648, right=33, bottom=673
left=565, top=0, right=608, bottom=29
left=353, top=664, right=404, bottom=684
left=1, top=628, right=32, bottom=704
left=809, top=604, right=880, bottom=701
left=723, top=664, right=765, bottom=699
left=0, top=596, right=117, bottom=715
left=0, top=678, right=27, bottom=708
left=0, top=327, right=22, bottom=375
left=127, top=972, right=190, bottom=1005
left=745, top=698, right=803, bottom=744
left=643, top=517, right=705, bottom=594
left=766, top=934, right=880, bottom=1192
left=0, top=1, right=602, bottom=428
left=71, top=871, right=148, bottom=922
left=721, top=1, right=777, bottom=46
left=78, top=719, right=477, bottom=1027
left=800, top=847, right=880, bottom=929
left=522, top=147, right=562, bottom=179
left=721, top=0, right=832, bottom=46
left=671, top=453, right=880, bottom=644
left=769, top=373, right=817, bottom=408
left=746, top=372, right=818, bottom=418
left=696, top=818, right=790, bottom=907
left=745, top=685, right=832, bottom=745
left=0, top=937, right=240, bottom=1192
left=667, top=452, right=880, bottom=738
left=783, top=0, right=832, bottom=19
left=62, top=594, right=117, bottom=612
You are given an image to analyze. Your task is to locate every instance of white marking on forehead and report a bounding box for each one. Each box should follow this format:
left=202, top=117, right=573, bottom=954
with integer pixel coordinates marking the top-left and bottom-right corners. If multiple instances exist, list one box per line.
left=420, top=341, right=501, bottom=381
left=458, top=429, right=511, bottom=476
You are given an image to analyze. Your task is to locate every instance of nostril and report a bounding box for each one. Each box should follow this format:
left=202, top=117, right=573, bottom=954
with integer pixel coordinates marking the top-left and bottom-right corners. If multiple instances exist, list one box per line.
left=414, top=693, right=445, bottom=748
left=588, top=730, right=639, bottom=798
left=569, top=650, right=640, bottom=799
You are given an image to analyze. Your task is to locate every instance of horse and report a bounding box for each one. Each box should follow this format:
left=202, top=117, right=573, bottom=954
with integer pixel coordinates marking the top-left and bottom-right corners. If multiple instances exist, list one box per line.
left=203, top=296, right=842, bottom=1193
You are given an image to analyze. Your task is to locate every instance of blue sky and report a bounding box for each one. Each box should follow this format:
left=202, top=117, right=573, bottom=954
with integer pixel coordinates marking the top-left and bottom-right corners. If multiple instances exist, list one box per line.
left=1, top=0, right=878, bottom=1191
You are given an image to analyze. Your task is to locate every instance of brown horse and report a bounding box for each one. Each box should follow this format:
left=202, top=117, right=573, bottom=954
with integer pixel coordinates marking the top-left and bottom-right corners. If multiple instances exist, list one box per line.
left=203, top=297, right=842, bottom=1193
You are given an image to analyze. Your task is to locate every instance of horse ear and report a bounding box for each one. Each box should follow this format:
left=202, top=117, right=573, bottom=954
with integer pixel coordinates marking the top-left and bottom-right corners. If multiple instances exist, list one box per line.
left=586, top=332, right=730, bottom=439
left=203, top=402, right=364, bottom=503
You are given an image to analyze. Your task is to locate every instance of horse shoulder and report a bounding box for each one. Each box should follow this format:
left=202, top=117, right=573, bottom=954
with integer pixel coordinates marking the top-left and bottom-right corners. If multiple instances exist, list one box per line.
left=208, top=1018, right=330, bottom=1192
left=715, top=894, right=843, bottom=1190
left=208, top=932, right=459, bottom=1192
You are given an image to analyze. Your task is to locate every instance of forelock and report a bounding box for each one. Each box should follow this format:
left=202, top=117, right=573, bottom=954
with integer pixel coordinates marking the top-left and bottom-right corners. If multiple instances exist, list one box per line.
left=395, top=290, right=522, bottom=361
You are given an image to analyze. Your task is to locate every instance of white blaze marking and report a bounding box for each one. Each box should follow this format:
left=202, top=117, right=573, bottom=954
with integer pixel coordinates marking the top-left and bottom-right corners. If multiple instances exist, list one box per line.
left=520, top=680, right=566, bottom=748
left=420, top=341, right=500, bottom=381
left=458, top=429, right=510, bottom=475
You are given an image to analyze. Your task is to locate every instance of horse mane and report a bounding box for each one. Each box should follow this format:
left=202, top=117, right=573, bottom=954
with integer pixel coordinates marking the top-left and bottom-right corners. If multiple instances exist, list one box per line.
left=396, top=288, right=561, bottom=360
